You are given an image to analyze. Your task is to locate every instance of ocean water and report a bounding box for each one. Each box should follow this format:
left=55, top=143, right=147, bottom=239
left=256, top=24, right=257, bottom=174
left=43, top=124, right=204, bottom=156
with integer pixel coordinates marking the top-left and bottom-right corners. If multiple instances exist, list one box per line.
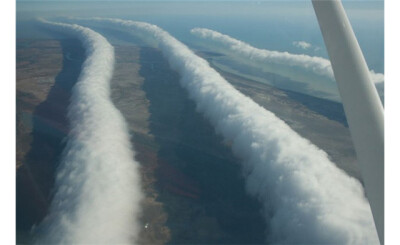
left=17, top=1, right=384, bottom=73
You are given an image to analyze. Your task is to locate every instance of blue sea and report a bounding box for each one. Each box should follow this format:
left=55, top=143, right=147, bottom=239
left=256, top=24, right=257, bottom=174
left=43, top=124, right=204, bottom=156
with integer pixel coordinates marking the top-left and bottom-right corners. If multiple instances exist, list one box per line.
left=17, top=1, right=384, bottom=73
left=16, top=1, right=384, bottom=103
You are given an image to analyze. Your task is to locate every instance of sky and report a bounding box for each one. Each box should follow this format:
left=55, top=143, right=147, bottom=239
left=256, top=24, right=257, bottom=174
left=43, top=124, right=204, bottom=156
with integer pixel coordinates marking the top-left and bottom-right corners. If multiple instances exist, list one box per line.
left=17, top=0, right=281, bottom=1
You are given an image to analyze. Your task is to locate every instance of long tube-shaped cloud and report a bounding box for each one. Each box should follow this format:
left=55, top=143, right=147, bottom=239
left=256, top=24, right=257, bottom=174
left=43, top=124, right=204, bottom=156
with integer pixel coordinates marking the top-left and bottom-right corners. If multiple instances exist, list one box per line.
left=34, top=19, right=143, bottom=244
left=76, top=18, right=379, bottom=244
left=190, top=28, right=384, bottom=84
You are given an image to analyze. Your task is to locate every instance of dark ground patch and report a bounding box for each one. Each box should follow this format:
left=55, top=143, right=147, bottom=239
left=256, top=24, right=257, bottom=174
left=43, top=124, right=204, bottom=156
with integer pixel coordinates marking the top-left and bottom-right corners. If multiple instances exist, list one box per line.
left=140, top=47, right=266, bottom=244
left=16, top=39, right=84, bottom=243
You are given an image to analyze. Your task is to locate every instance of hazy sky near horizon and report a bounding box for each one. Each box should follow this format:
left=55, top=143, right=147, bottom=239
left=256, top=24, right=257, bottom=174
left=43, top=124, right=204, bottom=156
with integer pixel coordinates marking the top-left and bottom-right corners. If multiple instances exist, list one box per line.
left=16, top=0, right=384, bottom=73
left=16, top=0, right=384, bottom=2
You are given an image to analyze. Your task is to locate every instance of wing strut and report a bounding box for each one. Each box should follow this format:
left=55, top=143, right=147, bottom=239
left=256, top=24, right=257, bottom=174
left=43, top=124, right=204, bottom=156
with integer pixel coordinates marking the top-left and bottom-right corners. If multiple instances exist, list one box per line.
left=312, top=1, right=384, bottom=244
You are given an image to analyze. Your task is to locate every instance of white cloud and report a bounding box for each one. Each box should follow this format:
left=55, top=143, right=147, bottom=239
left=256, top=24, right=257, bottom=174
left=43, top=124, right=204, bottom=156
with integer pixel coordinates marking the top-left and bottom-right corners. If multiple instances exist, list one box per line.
left=77, top=17, right=379, bottom=244
left=191, top=28, right=384, bottom=85
left=34, top=19, right=143, bottom=244
left=292, top=40, right=312, bottom=50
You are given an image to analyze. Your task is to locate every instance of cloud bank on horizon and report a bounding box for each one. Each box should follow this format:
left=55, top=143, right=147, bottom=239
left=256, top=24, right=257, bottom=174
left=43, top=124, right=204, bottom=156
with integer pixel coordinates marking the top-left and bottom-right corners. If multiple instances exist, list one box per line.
left=34, top=19, right=143, bottom=244
left=76, top=17, right=379, bottom=244
left=190, top=28, right=384, bottom=86
left=292, top=41, right=312, bottom=50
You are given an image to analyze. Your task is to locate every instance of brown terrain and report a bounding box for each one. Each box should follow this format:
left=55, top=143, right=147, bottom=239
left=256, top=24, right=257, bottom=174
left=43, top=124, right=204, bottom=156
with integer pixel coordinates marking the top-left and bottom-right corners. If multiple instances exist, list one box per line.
left=16, top=39, right=63, bottom=168
left=109, top=45, right=170, bottom=244
left=16, top=38, right=85, bottom=242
